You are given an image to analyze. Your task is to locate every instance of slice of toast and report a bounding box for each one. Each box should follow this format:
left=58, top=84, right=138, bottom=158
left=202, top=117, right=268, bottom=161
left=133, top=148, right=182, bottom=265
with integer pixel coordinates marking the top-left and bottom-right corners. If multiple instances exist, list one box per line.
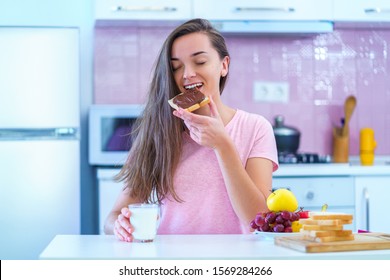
left=168, top=92, right=210, bottom=112
left=309, top=212, right=353, bottom=221
left=299, top=212, right=355, bottom=242
left=301, top=224, right=344, bottom=231
left=299, top=218, right=352, bottom=226
left=300, top=229, right=353, bottom=238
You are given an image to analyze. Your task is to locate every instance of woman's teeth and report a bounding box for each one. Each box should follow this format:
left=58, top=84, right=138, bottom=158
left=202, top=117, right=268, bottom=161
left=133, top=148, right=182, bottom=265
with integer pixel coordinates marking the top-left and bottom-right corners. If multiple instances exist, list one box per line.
left=184, top=83, right=202, bottom=90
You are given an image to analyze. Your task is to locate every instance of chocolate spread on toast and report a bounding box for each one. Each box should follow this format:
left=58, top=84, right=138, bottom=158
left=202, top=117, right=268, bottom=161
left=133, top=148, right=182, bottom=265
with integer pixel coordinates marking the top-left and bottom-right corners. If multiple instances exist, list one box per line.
left=172, top=88, right=206, bottom=109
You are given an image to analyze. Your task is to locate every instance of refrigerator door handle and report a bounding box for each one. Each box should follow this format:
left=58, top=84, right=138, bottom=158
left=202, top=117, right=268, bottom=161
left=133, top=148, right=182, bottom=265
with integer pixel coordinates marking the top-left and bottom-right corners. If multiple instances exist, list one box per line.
left=55, top=127, right=79, bottom=137
left=0, top=128, right=79, bottom=140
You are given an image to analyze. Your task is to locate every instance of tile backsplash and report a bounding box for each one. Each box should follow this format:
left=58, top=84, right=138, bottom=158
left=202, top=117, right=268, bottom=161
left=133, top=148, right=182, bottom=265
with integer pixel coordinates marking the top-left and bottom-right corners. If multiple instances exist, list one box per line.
left=94, top=26, right=390, bottom=156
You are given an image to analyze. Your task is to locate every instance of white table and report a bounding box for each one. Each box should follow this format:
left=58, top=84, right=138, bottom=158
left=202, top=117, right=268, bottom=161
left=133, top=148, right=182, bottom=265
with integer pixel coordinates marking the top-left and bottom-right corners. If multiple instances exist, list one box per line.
left=39, top=234, right=390, bottom=260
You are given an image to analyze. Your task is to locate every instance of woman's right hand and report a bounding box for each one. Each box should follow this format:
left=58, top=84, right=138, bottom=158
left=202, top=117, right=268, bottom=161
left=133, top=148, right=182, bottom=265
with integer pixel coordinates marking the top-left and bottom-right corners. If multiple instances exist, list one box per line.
left=113, top=207, right=134, bottom=242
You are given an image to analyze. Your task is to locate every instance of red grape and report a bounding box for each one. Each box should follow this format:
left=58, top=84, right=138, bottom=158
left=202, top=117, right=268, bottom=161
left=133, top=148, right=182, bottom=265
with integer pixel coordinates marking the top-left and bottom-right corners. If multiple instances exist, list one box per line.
left=273, top=224, right=285, bottom=232
left=255, top=215, right=265, bottom=227
left=291, top=212, right=300, bottom=221
left=284, top=226, right=293, bottom=233
left=260, top=223, right=271, bottom=232
left=250, top=220, right=258, bottom=229
left=283, top=220, right=292, bottom=228
left=275, top=215, right=285, bottom=224
left=265, top=212, right=276, bottom=224
left=281, top=211, right=292, bottom=220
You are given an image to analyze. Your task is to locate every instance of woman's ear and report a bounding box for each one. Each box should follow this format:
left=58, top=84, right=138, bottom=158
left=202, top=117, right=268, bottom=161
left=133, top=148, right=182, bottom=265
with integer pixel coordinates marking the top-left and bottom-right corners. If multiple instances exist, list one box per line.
left=221, top=56, right=230, bottom=77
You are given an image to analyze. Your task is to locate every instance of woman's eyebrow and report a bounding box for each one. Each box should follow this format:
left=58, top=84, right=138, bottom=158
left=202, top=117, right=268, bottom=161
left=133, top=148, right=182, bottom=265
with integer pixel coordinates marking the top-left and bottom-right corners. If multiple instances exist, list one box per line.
left=192, top=51, right=207, bottom=57
left=171, top=51, right=207, bottom=61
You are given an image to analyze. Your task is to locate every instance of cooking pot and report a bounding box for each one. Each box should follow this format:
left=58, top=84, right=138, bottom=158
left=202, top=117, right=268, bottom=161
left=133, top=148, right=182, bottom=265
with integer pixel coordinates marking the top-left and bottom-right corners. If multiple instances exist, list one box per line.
left=273, top=115, right=300, bottom=154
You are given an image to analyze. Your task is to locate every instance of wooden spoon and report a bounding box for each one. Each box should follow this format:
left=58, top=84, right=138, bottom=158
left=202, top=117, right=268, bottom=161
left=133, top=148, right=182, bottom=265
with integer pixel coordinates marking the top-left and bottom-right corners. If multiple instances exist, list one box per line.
left=342, top=95, right=357, bottom=136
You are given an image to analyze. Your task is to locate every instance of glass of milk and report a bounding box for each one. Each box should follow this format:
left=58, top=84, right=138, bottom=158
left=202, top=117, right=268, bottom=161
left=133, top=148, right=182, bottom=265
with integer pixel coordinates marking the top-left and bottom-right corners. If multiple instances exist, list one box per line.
left=128, top=203, right=160, bottom=242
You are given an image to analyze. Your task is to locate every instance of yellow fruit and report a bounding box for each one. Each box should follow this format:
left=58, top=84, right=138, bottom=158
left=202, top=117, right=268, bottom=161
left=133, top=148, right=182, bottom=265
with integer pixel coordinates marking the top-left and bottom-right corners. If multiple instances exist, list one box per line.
left=291, top=221, right=302, bottom=233
left=266, top=188, right=298, bottom=212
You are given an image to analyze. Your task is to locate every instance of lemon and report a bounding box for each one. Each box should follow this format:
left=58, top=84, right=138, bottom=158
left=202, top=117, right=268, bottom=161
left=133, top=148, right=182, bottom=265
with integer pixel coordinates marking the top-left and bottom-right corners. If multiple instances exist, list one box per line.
left=266, top=188, right=298, bottom=212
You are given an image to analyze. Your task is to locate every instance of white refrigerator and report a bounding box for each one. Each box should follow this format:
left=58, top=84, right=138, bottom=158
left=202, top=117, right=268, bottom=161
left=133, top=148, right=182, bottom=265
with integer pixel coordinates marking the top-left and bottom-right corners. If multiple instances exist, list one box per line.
left=0, top=27, right=80, bottom=259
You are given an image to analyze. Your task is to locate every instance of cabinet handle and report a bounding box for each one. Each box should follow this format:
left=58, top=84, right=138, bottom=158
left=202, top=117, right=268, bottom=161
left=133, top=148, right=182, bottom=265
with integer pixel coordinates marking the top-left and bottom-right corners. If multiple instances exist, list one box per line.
left=112, top=6, right=177, bottom=12
left=363, top=187, right=370, bottom=231
left=305, top=191, right=314, bottom=200
left=235, top=7, right=295, bottom=13
left=364, top=8, right=390, bottom=14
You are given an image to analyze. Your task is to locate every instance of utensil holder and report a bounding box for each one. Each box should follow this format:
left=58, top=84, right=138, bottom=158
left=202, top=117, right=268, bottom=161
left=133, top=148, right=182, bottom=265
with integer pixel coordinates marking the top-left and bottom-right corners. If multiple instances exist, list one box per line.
left=333, top=133, right=349, bottom=163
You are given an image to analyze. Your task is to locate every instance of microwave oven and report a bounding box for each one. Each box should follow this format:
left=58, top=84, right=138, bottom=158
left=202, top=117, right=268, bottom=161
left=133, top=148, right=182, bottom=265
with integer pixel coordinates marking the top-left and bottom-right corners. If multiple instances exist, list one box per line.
left=89, top=104, right=144, bottom=166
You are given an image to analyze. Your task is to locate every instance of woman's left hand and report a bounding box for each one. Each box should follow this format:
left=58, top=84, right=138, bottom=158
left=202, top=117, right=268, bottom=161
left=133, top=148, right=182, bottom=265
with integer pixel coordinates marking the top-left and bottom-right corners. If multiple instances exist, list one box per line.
left=173, top=97, right=228, bottom=150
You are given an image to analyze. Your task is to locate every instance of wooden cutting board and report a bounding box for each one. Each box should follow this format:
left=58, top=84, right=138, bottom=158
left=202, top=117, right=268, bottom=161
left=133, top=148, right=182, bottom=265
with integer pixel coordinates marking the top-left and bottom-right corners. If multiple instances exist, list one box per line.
left=275, top=233, right=390, bottom=253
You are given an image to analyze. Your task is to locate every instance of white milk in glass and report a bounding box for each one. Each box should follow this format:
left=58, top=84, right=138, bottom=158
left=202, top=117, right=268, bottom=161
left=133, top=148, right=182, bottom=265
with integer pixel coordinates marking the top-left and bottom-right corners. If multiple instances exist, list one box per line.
left=129, top=204, right=159, bottom=242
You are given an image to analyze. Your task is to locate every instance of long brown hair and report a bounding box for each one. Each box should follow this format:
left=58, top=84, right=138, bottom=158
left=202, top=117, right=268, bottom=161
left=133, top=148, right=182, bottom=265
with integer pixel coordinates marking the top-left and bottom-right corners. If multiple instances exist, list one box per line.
left=115, top=18, right=230, bottom=203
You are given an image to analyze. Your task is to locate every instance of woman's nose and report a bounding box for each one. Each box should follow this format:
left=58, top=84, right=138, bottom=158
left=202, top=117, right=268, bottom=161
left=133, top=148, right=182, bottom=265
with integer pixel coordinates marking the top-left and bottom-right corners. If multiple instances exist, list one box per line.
left=183, top=66, right=196, bottom=79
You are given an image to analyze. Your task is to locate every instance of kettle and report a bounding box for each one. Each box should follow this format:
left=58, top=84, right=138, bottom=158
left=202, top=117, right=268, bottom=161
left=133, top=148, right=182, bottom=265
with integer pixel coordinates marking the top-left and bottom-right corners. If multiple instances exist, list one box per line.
left=273, top=115, right=301, bottom=154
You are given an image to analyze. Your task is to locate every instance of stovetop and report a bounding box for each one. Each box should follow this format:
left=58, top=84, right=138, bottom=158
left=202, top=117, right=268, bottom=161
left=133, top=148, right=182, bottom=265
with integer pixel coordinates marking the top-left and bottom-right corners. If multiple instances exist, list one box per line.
left=278, top=153, right=332, bottom=164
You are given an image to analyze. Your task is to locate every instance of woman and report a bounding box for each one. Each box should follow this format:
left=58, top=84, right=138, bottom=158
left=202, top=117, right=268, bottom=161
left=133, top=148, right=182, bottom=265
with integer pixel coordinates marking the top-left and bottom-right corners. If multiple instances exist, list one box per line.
left=104, top=18, right=278, bottom=242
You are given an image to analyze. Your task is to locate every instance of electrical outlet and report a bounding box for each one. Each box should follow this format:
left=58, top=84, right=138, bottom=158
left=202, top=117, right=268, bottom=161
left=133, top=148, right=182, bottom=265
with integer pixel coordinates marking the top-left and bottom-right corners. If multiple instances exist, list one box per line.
left=253, top=81, right=289, bottom=103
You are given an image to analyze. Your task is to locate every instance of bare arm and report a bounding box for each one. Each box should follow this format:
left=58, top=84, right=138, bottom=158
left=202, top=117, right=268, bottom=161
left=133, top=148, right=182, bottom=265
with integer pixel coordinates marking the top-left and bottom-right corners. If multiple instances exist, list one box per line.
left=214, top=138, right=273, bottom=224
left=104, top=187, right=142, bottom=242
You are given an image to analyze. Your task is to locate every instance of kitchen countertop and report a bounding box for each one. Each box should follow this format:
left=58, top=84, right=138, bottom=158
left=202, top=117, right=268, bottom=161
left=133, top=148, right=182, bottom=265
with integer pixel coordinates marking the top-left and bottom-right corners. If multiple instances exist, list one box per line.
left=273, top=163, right=390, bottom=177
left=97, top=161, right=390, bottom=180
left=39, top=234, right=390, bottom=260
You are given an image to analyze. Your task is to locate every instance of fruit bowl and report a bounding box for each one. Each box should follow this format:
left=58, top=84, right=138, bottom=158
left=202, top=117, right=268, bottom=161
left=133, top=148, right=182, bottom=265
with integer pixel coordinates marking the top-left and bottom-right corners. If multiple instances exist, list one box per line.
left=250, top=188, right=311, bottom=235
left=253, top=231, right=301, bottom=239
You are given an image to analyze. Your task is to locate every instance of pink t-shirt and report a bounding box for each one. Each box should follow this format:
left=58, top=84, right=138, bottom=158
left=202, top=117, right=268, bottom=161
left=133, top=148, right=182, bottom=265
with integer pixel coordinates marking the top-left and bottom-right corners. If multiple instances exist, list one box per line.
left=157, top=109, right=279, bottom=235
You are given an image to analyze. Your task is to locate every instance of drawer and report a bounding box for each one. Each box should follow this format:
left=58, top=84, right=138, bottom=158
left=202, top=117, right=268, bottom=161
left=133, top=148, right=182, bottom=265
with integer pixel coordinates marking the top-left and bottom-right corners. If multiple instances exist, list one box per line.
left=272, top=177, right=355, bottom=208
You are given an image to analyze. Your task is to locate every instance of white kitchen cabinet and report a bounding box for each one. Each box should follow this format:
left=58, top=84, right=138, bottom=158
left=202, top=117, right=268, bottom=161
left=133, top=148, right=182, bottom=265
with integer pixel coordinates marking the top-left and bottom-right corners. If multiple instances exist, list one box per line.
left=272, top=176, right=355, bottom=231
left=95, top=0, right=192, bottom=21
left=193, top=0, right=333, bottom=21
left=333, top=0, right=390, bottom=22
left=355, top=176, right=390, bottom=233
left=97, top=169, right=124, bottom=234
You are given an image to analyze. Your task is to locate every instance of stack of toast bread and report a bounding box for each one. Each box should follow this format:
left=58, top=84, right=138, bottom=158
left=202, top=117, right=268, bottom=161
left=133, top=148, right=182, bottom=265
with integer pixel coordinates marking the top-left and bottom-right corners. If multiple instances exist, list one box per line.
left=299, top=212, right=354, bottom=242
